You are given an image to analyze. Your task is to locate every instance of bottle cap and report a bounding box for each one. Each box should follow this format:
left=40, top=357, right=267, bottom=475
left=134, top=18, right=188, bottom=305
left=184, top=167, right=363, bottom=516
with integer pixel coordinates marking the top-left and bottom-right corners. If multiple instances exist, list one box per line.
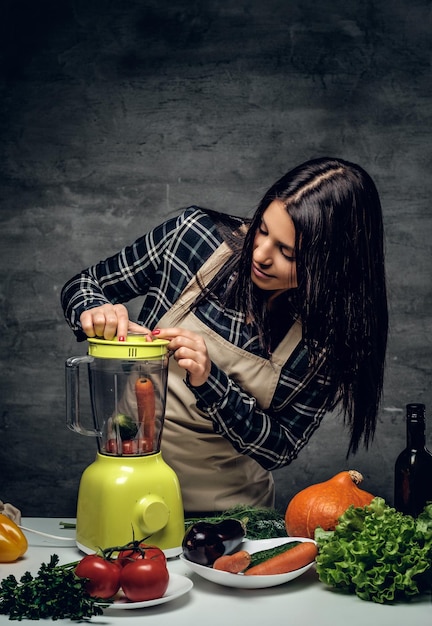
left=406, top=403, right=426, bottom=421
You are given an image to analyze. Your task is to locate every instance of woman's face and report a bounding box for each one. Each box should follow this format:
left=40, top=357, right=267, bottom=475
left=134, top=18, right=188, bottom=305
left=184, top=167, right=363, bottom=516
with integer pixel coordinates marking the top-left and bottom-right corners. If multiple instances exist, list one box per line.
left=251, top=200, right=298, bottom=299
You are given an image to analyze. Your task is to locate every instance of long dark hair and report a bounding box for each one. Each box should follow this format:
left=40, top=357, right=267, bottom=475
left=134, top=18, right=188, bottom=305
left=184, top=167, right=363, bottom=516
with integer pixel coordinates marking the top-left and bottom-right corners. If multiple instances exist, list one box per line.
left=202, top=157, right=388, bottom=454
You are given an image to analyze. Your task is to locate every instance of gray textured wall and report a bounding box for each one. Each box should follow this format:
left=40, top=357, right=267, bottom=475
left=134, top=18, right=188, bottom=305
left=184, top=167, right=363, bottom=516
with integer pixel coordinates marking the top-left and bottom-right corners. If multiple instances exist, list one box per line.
left=0, top=0, right=431, bottom=517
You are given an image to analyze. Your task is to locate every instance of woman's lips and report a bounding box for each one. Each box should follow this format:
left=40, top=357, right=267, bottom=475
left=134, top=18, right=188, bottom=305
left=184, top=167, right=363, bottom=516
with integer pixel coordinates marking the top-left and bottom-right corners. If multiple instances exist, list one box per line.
left=252, top=263, right=273, bottom=280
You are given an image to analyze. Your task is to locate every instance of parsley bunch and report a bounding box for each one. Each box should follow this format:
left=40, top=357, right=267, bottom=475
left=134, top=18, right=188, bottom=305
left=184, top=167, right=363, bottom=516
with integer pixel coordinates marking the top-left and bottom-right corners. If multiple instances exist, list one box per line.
left=0, top=554, right=105, bottom=621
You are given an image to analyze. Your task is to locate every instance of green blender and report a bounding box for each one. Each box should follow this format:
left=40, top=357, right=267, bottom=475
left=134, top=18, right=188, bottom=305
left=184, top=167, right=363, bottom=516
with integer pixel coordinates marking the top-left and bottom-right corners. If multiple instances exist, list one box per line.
left=65, top=335, right=184, bottom=557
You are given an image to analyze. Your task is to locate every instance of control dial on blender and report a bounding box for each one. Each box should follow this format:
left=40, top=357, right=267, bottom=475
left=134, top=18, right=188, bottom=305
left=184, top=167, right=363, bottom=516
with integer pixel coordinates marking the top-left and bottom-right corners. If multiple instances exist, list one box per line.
left=135, top=496, right=170, bottom=535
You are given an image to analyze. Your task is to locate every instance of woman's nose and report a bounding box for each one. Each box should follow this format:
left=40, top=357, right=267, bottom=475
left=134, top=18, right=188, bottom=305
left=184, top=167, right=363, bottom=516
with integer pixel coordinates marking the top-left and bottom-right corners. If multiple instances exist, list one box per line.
left=254, top=241, right=272, bottom=266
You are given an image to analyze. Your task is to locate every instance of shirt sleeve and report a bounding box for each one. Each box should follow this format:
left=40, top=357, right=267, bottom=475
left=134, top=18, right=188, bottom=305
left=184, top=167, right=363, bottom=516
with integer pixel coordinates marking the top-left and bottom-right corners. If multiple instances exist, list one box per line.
left=60, top=208, right=221, bottom=340
left=61, top=222, right=170, bottom=339
left=185, top=355, right=331, bottom=471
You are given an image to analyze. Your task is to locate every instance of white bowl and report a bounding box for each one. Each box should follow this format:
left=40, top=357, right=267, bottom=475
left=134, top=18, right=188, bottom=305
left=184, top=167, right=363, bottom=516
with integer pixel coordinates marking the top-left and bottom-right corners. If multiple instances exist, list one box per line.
left=179, top=536, right=316, bottom=589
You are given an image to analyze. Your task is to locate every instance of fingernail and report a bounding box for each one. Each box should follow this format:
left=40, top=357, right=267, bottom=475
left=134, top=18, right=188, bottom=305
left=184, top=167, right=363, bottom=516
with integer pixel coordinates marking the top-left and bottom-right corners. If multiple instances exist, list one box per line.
left=152, top=329, right=160, bottom=335
left=118, top=336, right=125, bottom=342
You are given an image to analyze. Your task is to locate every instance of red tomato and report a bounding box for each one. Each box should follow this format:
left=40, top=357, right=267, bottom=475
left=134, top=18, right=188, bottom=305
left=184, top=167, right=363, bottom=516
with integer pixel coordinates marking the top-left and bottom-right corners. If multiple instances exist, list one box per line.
left=106, top=439, right=118, bottom=454
left=137, top=437, right=153, bottom=453
left=75, top=554, right=121, bottom=599
left=120, top=559, right=169, bottom=602
left=121, top=440, right=138, bottom=454
left=117, top=543, right=166, bottom=567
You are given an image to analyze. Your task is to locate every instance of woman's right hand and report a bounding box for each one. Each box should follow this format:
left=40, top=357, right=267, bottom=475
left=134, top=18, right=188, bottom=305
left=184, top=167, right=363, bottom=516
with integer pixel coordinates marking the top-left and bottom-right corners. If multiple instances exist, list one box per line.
left=80, top=303, right=150, bottom=340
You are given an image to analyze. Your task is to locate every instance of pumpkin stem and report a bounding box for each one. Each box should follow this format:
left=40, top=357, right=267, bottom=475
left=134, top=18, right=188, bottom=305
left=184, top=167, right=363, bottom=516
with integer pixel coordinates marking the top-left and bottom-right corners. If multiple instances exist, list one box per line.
left=348, top=470, right=364, bottom=485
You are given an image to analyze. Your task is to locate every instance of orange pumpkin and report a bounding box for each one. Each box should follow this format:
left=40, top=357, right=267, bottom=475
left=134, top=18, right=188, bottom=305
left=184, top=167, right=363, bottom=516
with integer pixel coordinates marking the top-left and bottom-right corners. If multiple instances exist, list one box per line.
left=285, top=470, right=374, bottom=538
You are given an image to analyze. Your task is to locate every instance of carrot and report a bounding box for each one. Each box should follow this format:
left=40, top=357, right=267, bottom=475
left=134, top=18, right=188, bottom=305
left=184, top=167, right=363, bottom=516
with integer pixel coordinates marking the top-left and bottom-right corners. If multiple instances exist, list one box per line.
left=213, top=550, right=251, bottom=573
left=244, top=541, right=317, bottom=576
left=135, top=376, right=156, bottom=441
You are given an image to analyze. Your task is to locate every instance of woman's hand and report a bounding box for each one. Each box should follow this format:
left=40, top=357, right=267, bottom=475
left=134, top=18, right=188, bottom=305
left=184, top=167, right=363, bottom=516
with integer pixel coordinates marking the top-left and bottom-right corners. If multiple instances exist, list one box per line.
left=153, top=327, right=211, bottom=387
left=80, top=303, right=150, bottom=340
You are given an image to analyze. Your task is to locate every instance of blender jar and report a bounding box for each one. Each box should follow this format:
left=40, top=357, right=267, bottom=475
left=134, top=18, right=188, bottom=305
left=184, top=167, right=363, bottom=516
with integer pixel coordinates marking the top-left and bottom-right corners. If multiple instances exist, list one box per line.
left=66, top=336, right=169, bottom=455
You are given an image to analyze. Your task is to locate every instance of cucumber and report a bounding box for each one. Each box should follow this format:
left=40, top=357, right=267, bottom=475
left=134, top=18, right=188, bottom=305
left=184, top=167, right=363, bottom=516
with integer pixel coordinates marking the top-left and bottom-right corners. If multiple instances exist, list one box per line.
left=112, top=413, right=138, bottom=440
left=248, top=541, right=301, bottom=568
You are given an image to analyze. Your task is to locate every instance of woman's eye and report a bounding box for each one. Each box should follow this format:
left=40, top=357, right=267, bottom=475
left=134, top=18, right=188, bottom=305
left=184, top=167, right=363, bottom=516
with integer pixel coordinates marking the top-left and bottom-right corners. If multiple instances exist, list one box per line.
left=281, top=247, right=296, bottom=262
left=258, top=224, right=267, bottom=235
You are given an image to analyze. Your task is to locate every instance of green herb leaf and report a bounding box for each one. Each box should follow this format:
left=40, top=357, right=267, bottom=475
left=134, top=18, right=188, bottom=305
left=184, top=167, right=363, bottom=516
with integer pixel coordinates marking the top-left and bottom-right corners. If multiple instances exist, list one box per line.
left=185, top=505, right=287, bottom=540
left=0, top=554, right=106, bottom=620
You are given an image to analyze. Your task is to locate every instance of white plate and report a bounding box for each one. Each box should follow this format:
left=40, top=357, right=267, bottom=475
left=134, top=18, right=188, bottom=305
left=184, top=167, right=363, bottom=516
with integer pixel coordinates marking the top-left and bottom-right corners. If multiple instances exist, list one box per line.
left=100, top=574, right=193, bottom=609
left=179, top=537, right=316, bottom=589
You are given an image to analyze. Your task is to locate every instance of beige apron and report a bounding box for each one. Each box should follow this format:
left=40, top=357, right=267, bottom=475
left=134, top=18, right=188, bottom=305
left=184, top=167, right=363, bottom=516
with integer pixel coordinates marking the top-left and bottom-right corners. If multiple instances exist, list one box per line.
left=158, top=242, right=302, bottom=513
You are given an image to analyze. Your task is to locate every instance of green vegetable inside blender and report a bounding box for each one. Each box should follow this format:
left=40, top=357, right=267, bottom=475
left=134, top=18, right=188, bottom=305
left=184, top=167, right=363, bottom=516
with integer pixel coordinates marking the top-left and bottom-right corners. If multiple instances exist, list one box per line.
left=112, top=413, right=138, bottom=440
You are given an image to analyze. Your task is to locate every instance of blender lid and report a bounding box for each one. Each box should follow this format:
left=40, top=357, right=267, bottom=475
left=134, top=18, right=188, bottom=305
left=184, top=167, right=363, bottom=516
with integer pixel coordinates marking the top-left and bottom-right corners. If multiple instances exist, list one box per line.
left=87, top=336, right=169, bottom=359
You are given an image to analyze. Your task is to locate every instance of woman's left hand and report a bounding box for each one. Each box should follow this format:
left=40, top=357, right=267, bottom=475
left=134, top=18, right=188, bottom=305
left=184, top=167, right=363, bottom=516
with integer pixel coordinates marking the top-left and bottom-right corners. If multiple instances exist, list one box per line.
left=153, top=327, right=211, bottom=387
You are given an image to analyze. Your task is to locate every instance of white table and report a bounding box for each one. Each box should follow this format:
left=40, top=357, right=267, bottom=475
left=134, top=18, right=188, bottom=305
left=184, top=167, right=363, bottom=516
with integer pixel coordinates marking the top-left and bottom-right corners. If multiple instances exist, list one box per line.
left=0, top=518, right=430, bottom=626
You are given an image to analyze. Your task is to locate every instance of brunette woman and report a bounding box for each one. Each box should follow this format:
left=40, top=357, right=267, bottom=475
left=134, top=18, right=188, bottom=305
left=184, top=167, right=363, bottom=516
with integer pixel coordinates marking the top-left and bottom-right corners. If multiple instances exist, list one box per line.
left=61, top=157, right=388, bottom=514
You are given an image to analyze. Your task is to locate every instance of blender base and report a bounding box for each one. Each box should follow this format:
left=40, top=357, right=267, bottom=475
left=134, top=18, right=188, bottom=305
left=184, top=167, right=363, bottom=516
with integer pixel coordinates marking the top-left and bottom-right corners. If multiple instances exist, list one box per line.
left=75, top=452, right=185, bottom=556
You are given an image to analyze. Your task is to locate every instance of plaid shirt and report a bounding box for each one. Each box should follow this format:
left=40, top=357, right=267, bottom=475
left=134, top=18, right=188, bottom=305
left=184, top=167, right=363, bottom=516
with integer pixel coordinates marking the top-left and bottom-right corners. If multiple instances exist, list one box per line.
left=61, top=207, right=330, bottom=470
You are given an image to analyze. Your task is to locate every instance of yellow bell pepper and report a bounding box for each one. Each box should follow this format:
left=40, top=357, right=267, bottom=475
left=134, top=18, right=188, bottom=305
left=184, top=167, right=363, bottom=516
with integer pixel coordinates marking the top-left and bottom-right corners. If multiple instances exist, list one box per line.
left=0, top=513, right=28, bottom=562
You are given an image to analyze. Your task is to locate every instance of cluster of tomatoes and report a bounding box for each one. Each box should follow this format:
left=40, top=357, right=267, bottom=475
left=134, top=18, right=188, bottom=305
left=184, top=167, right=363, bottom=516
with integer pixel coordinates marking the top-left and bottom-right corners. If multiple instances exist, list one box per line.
left=105, top=438, right=153, bottom=455
left=74, top=542, right=169, bottom=602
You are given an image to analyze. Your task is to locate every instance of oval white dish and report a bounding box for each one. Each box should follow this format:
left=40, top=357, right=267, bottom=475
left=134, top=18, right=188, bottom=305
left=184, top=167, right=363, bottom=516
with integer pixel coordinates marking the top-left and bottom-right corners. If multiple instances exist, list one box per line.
left=179, top=536, right=316, bottom=589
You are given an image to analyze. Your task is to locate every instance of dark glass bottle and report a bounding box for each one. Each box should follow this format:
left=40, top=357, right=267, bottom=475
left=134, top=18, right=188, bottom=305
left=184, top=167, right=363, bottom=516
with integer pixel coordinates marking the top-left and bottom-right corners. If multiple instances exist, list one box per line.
left=394, top=403, right=432, bottom=517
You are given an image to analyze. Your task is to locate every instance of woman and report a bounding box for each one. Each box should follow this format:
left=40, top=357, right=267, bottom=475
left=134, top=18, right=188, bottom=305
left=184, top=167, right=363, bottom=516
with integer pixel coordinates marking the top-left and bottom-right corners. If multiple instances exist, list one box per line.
left=61, top=157, right=388, bottom=514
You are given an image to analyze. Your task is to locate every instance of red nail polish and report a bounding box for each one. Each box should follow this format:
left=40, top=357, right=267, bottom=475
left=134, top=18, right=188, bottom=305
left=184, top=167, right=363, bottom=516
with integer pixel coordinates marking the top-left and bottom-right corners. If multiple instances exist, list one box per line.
left=152, top=329, right=161, bottom=335
left=118, top=336, right=125, bottom=342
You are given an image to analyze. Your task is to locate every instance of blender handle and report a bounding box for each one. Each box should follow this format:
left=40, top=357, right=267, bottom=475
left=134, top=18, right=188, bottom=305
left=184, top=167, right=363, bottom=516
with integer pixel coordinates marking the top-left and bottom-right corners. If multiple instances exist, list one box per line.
left=65, top=355, right=101, bottom=437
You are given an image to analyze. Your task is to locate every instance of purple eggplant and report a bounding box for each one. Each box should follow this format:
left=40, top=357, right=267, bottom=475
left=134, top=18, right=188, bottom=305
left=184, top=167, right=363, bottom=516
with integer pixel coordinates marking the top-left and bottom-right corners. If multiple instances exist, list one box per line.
left=182, top=518, right=246, bottom=566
